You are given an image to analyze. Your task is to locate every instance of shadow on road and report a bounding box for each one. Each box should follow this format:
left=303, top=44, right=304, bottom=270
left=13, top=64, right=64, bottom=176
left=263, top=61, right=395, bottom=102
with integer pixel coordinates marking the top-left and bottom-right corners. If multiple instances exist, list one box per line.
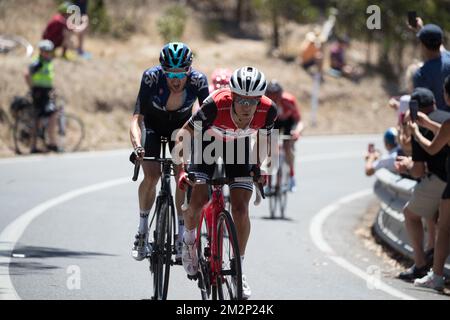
left=258, top=217, right=297, bottom=223
left=0, top=243, right=116, bottom=275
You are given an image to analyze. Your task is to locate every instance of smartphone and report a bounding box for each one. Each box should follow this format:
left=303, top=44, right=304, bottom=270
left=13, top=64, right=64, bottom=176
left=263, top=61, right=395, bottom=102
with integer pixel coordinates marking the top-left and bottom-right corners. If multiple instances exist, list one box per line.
left=409, top=100, right=419, bottom=122
left=368, top=143, right=375, bottom=153
left=399, top=112, right=406, bottom=126
left=408, top=11, right=417, bottom=28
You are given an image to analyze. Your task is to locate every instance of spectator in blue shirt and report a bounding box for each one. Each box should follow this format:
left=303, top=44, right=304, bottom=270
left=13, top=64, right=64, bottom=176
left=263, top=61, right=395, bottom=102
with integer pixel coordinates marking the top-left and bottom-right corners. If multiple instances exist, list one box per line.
left=413, top=24, right=450, bottom=111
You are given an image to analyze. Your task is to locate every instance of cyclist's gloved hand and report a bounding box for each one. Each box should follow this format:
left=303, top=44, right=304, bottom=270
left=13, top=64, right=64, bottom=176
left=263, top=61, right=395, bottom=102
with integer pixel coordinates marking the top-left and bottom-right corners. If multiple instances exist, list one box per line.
left=250, top=165, right=268, bottom=186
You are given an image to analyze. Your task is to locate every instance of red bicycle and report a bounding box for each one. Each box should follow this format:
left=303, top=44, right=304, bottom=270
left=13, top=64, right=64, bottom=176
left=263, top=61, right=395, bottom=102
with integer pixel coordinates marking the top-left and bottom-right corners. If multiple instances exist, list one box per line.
left=183, top=174, right=264, bottom=300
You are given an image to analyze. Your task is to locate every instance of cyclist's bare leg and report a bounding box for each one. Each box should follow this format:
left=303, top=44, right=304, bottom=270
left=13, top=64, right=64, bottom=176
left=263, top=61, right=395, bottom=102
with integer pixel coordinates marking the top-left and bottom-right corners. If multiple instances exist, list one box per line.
left=139, top=161, right=161, bottom=214
left=47, top=112, right=58, bottom=146
left=183, top=184, right=209, bottom=236
left=229, top=188, right=252, bottom=256
left=173, top=166, right=187, bottom=245
left=283, top=141, right=295, bottom=176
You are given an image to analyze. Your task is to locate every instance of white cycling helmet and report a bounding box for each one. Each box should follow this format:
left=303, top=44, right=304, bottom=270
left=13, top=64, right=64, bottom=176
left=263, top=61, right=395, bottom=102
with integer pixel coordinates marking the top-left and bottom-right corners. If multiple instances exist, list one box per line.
left=38, top=40, right=55, bottom=52
left=230, top=66, right=267, bottom=97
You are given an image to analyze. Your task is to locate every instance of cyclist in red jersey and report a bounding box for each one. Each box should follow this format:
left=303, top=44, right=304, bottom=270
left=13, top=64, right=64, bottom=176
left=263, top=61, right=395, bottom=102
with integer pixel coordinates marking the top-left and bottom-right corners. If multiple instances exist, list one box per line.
left=266, top=80, right=304, bottom=191
left=175, top=67, right=277, bottom=299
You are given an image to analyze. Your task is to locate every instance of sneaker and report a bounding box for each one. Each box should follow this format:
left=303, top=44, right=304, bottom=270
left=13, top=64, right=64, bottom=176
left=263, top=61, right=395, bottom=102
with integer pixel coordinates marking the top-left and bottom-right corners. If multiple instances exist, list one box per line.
left=132, top=233, right=150, bottom=261
left=242, top=274, right=252, bottom=299
left=398, top=265, right=429, bottom=282
left=414, top=270, right=445, bottom=292
left=47, top=144, right=62, bottom=153
left=233, top=274, right=252, bottom=300
left=288, top=177, right=297, bottom=192
left=182, top=241, right=198, bottom=276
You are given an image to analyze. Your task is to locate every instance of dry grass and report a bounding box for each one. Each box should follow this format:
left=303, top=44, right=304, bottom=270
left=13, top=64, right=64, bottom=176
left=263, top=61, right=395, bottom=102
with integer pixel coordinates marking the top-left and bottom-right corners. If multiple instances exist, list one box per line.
left=0, top=0, right=398, bottom=157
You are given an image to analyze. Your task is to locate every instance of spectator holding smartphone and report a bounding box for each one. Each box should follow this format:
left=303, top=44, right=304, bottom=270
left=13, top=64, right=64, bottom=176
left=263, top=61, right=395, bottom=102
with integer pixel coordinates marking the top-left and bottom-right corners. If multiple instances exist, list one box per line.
left=395, top=87, right=450, bottom=282
left=409, top=77, right=450, bottom=291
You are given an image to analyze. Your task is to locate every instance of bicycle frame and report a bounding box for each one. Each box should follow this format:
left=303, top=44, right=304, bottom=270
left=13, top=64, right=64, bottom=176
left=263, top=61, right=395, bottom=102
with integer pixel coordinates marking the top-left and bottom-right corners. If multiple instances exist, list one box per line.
left=196, top=185, right=226, bottom=288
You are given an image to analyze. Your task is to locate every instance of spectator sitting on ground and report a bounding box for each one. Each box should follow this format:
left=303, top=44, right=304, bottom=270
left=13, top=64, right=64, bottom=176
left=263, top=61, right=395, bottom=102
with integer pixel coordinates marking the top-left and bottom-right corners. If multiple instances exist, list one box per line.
left=395, top=87, right=450, bottom=282
left=365, top=128, right=400, bottom=176
left=413, top=23, right=450, bottom=111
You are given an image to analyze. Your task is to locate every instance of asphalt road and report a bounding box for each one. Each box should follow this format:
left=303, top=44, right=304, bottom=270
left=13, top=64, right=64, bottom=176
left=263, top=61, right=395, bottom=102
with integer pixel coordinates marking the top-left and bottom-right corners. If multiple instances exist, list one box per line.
left=1, top=135, right=449, bottom=300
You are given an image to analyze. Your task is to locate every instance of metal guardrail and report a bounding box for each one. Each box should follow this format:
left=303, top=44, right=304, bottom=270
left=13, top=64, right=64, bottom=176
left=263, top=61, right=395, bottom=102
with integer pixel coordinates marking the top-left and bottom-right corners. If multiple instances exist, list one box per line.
left=373, top=168, right=450, bottom=276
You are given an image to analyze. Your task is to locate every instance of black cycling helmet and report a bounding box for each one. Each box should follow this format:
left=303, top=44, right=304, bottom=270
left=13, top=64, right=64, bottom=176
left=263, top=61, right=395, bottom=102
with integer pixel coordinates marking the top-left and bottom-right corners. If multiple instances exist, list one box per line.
left=159, top=42, right=193, bottom=71
left=266, top=80, right=283, bottom=94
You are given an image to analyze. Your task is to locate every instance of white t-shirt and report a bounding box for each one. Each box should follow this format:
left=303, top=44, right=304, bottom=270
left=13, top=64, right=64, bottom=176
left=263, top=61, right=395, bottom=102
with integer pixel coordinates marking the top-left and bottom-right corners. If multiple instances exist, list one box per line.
left=398, top=95, right=410, bottom=116
left=373, top=146, right=400, bottom=173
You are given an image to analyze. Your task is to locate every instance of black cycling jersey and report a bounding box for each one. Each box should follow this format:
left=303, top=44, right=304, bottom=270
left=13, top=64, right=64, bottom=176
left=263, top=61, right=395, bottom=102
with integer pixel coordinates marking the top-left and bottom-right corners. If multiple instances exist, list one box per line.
left=134, top=65, right=210, bottom=135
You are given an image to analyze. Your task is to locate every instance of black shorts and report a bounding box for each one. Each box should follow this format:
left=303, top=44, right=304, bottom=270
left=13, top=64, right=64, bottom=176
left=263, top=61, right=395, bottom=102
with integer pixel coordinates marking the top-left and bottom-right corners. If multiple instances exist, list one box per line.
left=442, top=184, right=450, bottom=199
left=274, top=118, right=295, bottom=135
left=31, top=87, right=56, bottom=117
left=144, top=128, right=176, bottom=158
left=187, top=138, right=254, bottom=192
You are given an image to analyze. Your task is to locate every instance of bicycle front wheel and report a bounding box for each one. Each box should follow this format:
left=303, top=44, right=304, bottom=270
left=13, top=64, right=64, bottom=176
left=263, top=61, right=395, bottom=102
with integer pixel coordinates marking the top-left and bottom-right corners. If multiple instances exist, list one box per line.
left=57, top=113, right=84, bottom=152
left=216, top=210, right=242, bottom=300
left=13, top=111, right=35, bottom=155
left=151, top=197, right=173, bottom=300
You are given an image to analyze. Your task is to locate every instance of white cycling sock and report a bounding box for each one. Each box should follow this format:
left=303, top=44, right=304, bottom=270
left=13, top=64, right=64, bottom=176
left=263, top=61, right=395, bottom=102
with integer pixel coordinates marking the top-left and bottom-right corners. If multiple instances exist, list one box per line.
left=183, top=228, right=196, bottom=245
left=138, top=210, right=150, bottom=234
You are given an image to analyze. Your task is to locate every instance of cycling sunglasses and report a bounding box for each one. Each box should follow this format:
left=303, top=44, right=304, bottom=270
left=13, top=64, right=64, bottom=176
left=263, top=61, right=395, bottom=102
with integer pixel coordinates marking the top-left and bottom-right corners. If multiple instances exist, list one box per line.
left=234, top=96, right=261, bottom=107
left=163, top=69, right=189, bottom=79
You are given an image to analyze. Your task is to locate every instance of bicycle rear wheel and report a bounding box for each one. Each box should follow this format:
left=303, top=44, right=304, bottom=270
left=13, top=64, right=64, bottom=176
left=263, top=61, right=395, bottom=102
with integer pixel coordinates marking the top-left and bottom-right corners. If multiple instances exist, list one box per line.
left=151, top=197, right=173, bottom=300
left=216, top=210, right=242, bottom=300
left=57, top=113, right=84, bottom=152
left=196, top=216, right=212, bottom=300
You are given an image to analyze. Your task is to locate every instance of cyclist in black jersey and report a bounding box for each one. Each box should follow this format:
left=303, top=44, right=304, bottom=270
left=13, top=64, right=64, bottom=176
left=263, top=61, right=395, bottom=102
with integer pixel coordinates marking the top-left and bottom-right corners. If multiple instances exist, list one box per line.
left=130, top=42, right=210, bottom=261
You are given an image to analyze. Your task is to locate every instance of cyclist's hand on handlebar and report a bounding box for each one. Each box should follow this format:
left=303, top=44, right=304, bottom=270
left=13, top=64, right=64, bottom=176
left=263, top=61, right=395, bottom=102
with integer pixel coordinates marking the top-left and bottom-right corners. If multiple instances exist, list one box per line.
left=250, top=166, right=268, bottom=186
left=291, top=130, right=301, bottom=141
left=134, top=146, right=145, bottom=161
left=178, top=171, right=193, bottom=191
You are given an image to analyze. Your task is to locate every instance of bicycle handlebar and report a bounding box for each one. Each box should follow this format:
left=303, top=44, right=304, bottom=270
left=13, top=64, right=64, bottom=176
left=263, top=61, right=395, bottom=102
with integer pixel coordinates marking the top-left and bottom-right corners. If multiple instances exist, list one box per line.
left=181, top=174, right=265, bottom=211
left=131, top=156, right=175, bottom=182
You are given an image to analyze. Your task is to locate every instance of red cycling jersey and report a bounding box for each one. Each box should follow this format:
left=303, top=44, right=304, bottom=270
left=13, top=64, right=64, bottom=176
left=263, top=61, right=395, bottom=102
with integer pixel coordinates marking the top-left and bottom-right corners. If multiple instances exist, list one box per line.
left=188, top=88, right=278, bottom=142
left=275, top=92, right=301, bottom=123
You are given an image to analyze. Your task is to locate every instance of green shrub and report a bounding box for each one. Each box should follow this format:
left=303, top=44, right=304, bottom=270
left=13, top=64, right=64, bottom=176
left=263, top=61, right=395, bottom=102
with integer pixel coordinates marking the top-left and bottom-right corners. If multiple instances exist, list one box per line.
left=157, top=5, right=187, bottom=42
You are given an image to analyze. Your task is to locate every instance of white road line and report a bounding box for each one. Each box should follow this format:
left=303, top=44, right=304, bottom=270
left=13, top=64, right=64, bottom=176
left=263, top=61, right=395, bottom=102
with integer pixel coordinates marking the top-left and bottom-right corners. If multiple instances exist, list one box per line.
left=0, top=177, right=130, bottom=300
left=300, top=151, right=363, bottom=163
left=0, top=149, right=130, bottom=165
left=309, top=189, right=417, bottom=300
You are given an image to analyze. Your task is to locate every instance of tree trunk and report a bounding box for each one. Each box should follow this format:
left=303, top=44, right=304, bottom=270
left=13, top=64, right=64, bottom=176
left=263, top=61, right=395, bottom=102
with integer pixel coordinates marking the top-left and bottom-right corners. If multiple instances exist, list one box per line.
left=272, top=6, right=280, bottom=49
left=236, top=0, right=244, bottom=29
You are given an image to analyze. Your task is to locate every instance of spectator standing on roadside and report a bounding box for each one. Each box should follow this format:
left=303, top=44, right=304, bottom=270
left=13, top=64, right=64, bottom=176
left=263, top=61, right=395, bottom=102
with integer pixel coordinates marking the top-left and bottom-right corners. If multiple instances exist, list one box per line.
left=365, top=128, right=400, bottom=176
left=395, top=88, right=450, bottom=282
left=74, top=0, right=90, bottom=56
left=413, top=23, right=450, bottom=111
left=409, top=77, right=450, bottom=291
